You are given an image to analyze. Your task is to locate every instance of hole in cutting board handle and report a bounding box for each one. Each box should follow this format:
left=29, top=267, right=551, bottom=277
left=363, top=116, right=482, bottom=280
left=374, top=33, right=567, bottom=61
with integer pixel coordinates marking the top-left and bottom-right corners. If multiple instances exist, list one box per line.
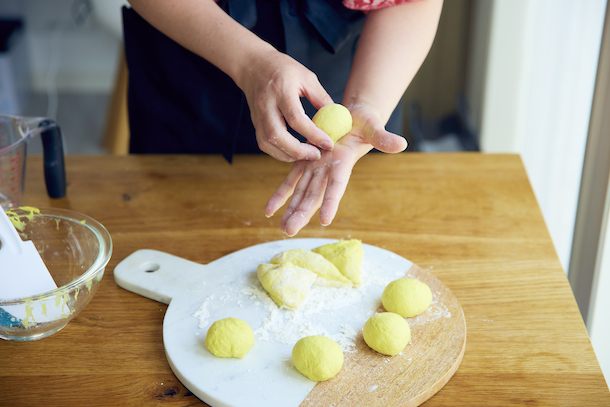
left=140, top=262, right=160, bottom=273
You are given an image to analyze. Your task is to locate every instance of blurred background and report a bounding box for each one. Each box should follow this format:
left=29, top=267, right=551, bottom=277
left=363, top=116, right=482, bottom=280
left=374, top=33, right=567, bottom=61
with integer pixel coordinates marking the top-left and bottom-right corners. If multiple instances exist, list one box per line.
left=0, top=0, right=608, bottom=383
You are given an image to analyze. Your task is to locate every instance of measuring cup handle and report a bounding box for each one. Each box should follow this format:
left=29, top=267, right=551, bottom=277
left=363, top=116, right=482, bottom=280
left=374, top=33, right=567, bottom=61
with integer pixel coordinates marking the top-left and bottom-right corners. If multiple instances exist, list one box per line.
left=39, top=120, right=66, bottom=199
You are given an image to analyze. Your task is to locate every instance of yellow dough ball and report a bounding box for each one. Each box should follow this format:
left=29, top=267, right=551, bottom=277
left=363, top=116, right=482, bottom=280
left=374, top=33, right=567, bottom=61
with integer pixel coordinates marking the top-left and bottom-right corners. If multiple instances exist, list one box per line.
left=312, top=103, right=352, bottom=142
left=382, top=278, right=432, bottom=318
left=292, top=336, right=344, bottom=381
left=363, top=312, right=411, bottom=356
left=205, top=318, right=254, bottom=359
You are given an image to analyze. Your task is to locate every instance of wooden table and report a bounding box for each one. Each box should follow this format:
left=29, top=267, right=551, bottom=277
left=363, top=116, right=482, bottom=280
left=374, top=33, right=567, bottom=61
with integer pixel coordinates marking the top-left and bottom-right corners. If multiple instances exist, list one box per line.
left=2, top=153, right=609, bottom=406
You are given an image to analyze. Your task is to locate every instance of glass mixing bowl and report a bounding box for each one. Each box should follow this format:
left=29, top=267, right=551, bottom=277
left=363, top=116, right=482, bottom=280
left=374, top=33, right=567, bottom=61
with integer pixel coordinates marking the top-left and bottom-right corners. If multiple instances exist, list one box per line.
left=0, top=207, right=112, bottom=341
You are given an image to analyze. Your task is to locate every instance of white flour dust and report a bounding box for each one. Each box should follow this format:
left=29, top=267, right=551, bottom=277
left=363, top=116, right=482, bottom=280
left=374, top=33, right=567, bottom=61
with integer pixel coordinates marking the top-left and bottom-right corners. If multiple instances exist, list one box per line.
left=241, top=283, right=367, bottom=353
left=191, top=258, right=452, bottom=354
left=193, top=295, right=214, bottom=328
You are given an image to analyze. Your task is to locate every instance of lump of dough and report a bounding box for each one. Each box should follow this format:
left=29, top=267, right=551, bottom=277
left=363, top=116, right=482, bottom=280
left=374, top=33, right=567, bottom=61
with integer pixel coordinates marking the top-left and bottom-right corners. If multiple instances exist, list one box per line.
left=363, top=312, right=411, bottom=356
left=382, top=278, right=432, bottom=318
left=271, top=248, right=352, bottom=288
left=292, top=335, right=344, bottom=381
left=312, top=103, right=353, bottom=143
left=205, top=317, right=254, bottom=358
left=257, top=261, right=317, bottom=309
left=312, top=239, right=363, bottom=285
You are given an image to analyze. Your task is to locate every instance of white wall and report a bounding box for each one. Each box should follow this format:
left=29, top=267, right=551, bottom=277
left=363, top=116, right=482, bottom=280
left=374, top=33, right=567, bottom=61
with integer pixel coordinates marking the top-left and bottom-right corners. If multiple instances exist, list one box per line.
left=472, top=0, right=608, bottom=383
left=477, top=0, right=606, bottom=272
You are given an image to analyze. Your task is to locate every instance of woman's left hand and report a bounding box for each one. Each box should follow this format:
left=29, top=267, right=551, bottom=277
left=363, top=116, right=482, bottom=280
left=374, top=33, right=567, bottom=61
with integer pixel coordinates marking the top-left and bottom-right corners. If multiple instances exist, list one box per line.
left=265, top=103, right=408, bottom=236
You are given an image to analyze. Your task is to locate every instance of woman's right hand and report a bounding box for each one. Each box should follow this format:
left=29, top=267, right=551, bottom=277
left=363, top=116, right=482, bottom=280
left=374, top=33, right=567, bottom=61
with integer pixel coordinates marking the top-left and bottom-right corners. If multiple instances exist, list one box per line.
left=236, top=49, right=336, bottom=162
left=128, top=0, right=333, bottom=162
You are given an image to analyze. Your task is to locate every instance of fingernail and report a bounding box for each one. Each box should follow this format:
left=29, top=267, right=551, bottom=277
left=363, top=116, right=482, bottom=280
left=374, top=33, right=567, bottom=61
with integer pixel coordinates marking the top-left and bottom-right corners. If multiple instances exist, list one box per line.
left=321, top=140, right=334, bottom=151
left=306, top=150, right=321, bottom=160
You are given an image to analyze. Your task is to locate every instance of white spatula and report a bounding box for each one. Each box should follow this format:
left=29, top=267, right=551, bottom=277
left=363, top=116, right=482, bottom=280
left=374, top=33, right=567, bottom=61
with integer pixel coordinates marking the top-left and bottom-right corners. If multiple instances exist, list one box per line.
left=0, top=209, right=57, bottom=300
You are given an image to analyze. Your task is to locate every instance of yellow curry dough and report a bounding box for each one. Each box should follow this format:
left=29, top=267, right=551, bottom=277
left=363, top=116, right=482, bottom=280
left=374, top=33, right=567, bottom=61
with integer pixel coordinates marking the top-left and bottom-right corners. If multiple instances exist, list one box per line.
left=292, top=335, right=344, bottom=381
left=257, top=261, right=317, bottom=309
left=312, top=239, right=363, bottom=286
left=363, top=312, right=411, bottom=356
left=205, top=317, right=254, bottom=359
left=312, top=103, right=353, bottom=143
left=382, top=278, right=432, bottom=318
left=270, top=249, right=352, bottom=288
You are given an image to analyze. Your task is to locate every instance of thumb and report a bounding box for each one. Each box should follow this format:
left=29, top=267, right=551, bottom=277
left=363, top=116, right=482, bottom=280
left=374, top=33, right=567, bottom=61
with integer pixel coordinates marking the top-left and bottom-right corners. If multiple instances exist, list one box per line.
left=301, top=76, right=334, bottom=110
left=368, top=128, right=408, bottom=154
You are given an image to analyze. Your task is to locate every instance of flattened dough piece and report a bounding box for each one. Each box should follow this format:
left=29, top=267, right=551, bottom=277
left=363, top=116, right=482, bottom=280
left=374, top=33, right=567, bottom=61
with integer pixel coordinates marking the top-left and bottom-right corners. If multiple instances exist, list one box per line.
left=257, top=261, right=317, bottom=309
left=312, top=239, right=363, bottom=285
left=271, top=249, right=352, bottom=288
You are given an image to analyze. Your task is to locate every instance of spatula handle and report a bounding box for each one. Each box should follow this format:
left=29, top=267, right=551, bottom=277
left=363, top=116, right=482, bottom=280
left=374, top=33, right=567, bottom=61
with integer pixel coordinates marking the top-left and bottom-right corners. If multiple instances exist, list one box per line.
left=39, top=120, right=66, bottom=199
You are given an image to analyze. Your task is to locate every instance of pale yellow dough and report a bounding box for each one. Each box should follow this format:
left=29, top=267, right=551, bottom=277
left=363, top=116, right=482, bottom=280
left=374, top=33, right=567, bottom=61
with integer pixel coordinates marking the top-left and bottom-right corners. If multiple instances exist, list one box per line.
left=312, top=239, right=363, bottom=285
left=205, top=317, right=254, bottom=359
left=292, top=336, right=344, bottom=381
left=363, top=312, right=411, bottom=356
left=312, top=103, right=352, bottom=142
left=271, top=249, right=352, bottom=287
left=257, top=261, right=317, bottom=309
left=382, top=278, right=432, bottom=318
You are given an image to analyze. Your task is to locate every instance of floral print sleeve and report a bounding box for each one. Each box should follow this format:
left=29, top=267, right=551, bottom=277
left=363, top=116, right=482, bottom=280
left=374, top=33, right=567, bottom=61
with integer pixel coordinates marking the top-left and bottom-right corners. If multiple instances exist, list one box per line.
left=343, top=0, right=419, bottom=11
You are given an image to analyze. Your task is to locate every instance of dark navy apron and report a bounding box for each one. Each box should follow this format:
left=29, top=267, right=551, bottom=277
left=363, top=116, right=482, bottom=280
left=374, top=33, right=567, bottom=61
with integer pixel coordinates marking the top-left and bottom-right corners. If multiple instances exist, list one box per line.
left=122, top=0, right=403, bottom=162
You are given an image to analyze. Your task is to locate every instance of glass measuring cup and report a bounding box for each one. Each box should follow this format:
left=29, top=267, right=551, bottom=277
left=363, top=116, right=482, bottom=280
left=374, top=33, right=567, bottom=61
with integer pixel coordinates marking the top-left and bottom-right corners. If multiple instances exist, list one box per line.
left=0, top=114, right=66, bottom=210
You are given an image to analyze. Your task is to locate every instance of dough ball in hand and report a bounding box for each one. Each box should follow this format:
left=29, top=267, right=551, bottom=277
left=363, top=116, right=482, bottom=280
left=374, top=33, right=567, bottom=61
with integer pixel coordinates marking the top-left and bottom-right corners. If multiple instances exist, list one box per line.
left=292, top=336, right=344, bottom=381
left=205, top=317, right=254, bottom=359
left=363, top=312, right=411, bottom=356
left=312, top=103, right=352, bottom=143
left=382, top=278, right=432, bottom=318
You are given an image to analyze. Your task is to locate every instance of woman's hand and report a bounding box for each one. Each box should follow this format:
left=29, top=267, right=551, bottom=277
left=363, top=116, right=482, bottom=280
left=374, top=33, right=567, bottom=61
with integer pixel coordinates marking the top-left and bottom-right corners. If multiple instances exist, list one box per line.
left=237, top=49, right=336, bottom=162
left=128, top=0, right=336, bottom=163
left=265, top=103, right=407, bottom=236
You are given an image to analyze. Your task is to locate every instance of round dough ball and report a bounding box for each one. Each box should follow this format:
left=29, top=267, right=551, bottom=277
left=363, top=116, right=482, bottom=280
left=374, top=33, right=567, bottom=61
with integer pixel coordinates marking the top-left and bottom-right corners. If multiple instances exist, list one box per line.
left=292, top=336, right=344, bottom=381
left=382, top=278, right=432, bottom=318
left=205, top=318, right=254, bottom=359
left=363, top=312, right=411, bottom=356
left=312, top=103, right=352, bottom=142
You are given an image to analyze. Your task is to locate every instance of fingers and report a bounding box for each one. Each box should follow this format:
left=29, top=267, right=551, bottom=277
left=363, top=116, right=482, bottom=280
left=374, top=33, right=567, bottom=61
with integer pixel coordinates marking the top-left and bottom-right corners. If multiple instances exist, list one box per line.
left=265, top=162, right=306, bottom=217
left=302, top=71, right=334, bottom=110
left=278, top=100, right=334, bottom=152
left=274, top=76, right=334, bottom=152
left=318, top=160, right=353, bottom=226
left=348, top=104, right=408, bottom=154
left=281, top=163, right=329, bottom=237
left=368, top=128, right=408, bottom=153
left=244, top=54, right=333, bottom=162
left=255, top=107, right=322, bottom=162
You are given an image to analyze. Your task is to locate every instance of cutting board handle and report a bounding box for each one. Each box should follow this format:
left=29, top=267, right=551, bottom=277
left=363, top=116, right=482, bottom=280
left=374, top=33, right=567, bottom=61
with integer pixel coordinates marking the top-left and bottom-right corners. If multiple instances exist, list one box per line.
left=114, top=249, right=205, bottom=304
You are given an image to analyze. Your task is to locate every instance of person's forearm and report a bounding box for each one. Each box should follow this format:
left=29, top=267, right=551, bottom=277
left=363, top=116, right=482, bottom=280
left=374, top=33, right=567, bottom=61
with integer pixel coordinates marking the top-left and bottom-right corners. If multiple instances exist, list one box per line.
left=343, top=0, right=443, bottom=124
left=126, top=0, right=275, bottom=87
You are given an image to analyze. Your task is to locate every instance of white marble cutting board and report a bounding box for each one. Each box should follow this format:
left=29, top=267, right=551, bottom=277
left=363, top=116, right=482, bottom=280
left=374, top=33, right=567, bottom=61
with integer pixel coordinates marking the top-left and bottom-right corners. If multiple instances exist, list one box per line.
left=114, top=239, right=415, bottom=407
